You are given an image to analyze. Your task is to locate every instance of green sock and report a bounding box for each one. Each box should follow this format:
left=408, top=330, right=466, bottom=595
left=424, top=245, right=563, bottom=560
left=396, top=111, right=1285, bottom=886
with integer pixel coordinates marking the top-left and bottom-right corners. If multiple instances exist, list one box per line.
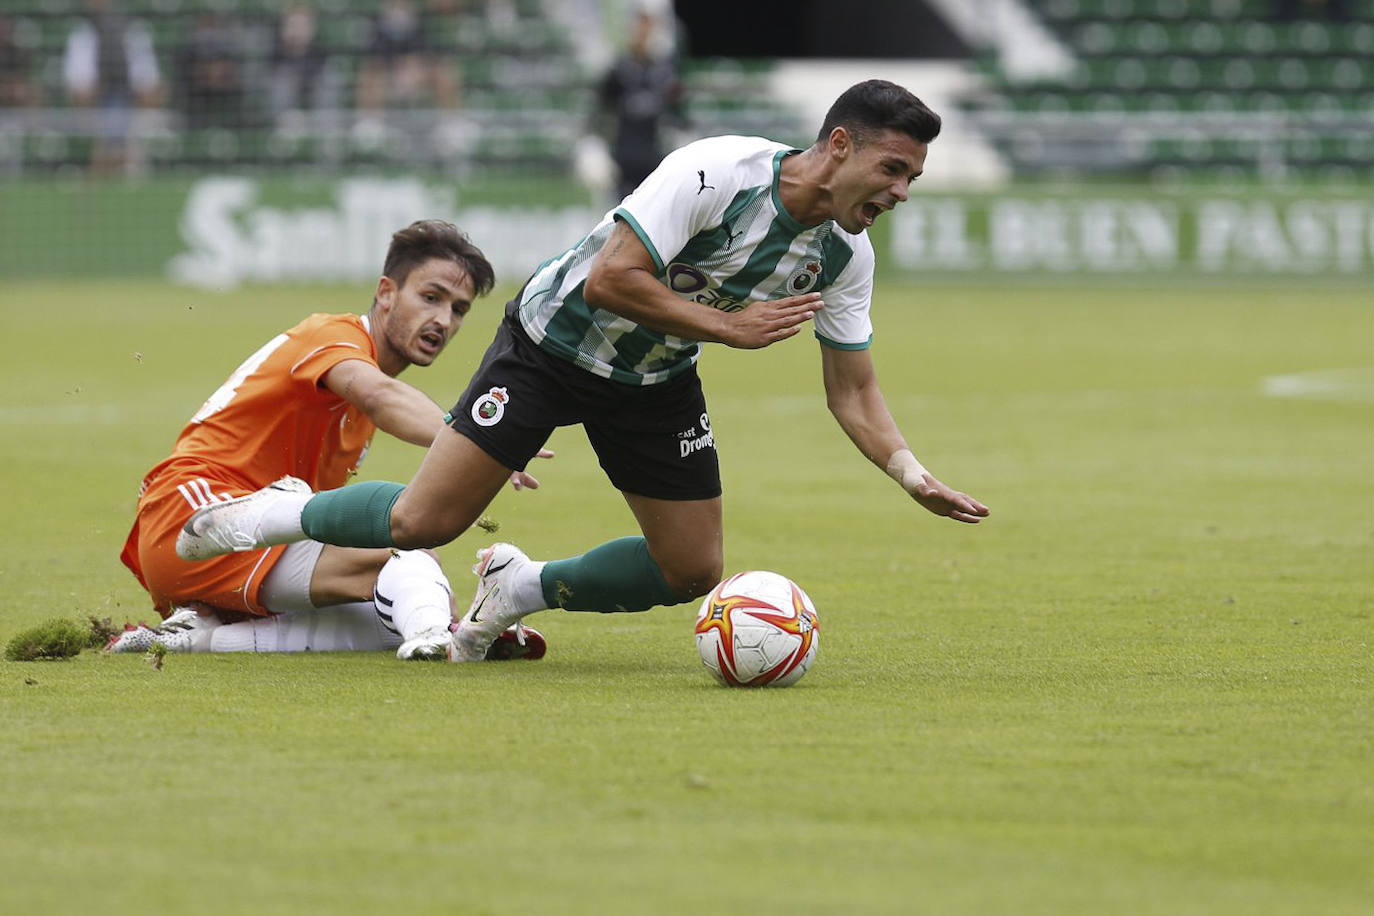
left=540, top=536, right=682, bottom=612
left=300, top=481, right=404, bottom=548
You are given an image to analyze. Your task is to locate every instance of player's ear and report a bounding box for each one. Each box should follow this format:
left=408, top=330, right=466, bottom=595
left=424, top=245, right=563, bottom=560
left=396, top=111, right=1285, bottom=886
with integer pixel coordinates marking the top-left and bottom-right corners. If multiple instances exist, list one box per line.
left=827, top=126, right=853, bottom=160
left=374, top=275, right=397, bottom=312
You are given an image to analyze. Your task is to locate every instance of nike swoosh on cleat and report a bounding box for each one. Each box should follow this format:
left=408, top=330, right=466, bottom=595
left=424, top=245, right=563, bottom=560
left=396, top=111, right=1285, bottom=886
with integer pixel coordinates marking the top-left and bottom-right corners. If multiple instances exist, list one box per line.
left=468, top=585, right=498, bottom=623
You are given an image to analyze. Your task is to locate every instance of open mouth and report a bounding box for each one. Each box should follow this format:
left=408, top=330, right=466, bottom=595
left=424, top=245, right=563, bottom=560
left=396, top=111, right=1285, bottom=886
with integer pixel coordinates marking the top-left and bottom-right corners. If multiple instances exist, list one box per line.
left=861, top=202, right=885, bottom=227
left=419, top=330, right=444, bottom=352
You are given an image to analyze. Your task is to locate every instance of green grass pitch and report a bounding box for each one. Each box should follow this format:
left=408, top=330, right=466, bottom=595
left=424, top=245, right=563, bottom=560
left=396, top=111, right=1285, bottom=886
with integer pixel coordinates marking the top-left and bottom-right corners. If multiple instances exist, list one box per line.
left=2, top=276, right=1371, bottom=915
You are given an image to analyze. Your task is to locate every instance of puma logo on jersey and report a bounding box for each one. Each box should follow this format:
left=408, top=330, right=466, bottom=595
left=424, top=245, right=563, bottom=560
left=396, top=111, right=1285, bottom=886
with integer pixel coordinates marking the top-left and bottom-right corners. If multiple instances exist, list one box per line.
left=723, top=221, right=742, bottom=249
left=697, top=170, right=715, bottom=195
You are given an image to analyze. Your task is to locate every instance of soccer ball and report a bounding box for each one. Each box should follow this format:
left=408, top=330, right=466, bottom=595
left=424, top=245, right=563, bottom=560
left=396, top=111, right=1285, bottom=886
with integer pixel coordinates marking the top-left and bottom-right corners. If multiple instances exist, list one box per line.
left=694, top=571, right=820, bottom=687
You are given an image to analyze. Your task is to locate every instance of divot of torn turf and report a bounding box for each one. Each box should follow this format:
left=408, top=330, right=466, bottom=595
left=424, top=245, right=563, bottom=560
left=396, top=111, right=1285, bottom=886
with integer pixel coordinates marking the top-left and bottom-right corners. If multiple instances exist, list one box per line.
left=4, top=618, right=88, bottom=661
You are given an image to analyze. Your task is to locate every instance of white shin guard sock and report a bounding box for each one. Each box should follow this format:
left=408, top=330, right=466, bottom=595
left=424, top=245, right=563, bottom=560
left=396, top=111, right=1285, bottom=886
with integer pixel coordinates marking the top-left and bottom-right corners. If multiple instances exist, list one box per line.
left=257, top=490, right=311, bottom=543
left=374, top=550, right=453, bottom=640
left=512, top=560, right=548, bottom=614
left=208, top=602, right=402, bottom=653
left=208, top=617, right=276, bottom=652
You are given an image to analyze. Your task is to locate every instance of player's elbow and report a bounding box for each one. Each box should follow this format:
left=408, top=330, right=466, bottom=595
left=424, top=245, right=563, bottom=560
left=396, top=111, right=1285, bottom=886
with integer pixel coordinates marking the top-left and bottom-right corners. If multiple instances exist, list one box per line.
left=823, top=372, right=880, bottom=421
left=825, top=389, right=860, bottom=422
left=825, top=393, right=879, bottom=446
left=583, top=260, right=616, bottom=308
left=351, top=378, right=400, bottom=425
left=585, top=258, right=649, bottom=311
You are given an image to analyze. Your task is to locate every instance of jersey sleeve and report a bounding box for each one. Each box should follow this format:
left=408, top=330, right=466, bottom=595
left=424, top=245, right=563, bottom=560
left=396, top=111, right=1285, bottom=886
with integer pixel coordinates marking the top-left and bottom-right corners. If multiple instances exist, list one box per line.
left=813, top=235, right=876, bottom=350
left=613, top=143, right=737, bottom=271
left=286, top=315, right=377, bottom=390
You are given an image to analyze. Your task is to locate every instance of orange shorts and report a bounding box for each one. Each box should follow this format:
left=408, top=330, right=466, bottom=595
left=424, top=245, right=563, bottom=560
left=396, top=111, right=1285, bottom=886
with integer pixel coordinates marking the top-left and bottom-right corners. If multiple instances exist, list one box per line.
left=120, top=473, right=290, bottom=620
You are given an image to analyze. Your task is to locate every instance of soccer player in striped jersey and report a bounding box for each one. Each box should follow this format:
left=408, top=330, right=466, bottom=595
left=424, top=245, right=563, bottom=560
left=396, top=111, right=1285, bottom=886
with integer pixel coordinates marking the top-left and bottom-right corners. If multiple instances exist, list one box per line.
left=113, top=220, right=549, bottom=660
left=178, top=80, right=990, bottom=662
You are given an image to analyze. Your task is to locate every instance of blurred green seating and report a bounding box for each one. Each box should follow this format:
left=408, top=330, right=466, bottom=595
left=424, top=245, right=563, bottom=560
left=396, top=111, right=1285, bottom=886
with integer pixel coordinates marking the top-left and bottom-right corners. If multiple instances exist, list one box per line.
left=959, top=0, right=1373, bottom=178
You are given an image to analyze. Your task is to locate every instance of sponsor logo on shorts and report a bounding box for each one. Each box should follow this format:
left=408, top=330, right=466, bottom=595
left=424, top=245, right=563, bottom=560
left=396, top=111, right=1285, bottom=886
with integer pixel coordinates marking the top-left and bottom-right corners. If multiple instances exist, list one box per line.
left=471, top=387, right=509, bottom=427
left=677, top=411, right=715, bottom=458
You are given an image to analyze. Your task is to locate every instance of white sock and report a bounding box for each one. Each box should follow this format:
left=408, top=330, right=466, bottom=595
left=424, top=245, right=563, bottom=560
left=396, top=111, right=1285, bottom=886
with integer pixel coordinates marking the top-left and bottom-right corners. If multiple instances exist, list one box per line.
left=208, top=603, right=402, bottom=652
left=511, top=561, right=548, bottom=614
left=209, top=617, right=271, bottom=652
left=374, top=550, right=453, bottom=639
left=257, top=491, right=311, bottom=543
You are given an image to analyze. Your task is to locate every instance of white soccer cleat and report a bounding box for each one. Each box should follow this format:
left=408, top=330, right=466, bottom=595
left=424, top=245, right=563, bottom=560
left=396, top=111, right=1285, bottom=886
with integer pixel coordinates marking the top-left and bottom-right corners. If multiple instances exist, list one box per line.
left=104, top=606, right=221, bottom=654
left=176, top=476, right=311, bottom=561
left=396, top=625, right=456, bottom=662
left=452, top=543, right=535, bottom=662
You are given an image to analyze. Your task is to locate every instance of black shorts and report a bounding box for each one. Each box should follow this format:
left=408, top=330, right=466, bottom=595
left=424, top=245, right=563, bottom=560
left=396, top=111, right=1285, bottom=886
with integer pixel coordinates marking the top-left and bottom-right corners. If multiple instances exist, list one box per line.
left=447, top=305, right=721, bottom=501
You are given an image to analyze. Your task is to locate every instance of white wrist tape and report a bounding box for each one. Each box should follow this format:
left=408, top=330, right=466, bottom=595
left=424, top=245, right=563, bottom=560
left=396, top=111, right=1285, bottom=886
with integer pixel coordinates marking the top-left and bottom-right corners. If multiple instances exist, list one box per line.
left=884, top=448, right=929, bottom=492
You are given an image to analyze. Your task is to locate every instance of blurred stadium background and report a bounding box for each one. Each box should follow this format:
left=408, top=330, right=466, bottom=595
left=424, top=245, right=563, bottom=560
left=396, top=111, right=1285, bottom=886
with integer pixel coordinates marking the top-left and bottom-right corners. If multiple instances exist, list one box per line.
left=1, top=0, right=1370, bottom=285
left=4, top=7, right=1372, bottom=911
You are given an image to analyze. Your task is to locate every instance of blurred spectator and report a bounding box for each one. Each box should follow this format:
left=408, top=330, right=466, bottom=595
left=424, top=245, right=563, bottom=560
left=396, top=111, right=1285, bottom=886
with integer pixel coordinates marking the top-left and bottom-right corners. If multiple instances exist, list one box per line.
left=176, top=12, right=246, bottom=130
left=595, top=6, right=684, bottom=200
left=0, top=14, right=38, bottom=107
left=270, top=3, right=332, bottom=118
left=355, top=0, right=460, bottom=112
left=62, top=0, right=164, bottom=174
left=1276, top=0, right=1350, bottom=19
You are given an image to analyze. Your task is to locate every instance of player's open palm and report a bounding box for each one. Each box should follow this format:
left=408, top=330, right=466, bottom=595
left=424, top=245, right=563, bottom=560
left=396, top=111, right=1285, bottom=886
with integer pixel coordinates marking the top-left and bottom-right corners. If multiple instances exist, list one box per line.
left=909, top=473, right=990, bottom=524
left=724, top=292, right=823, bottom=349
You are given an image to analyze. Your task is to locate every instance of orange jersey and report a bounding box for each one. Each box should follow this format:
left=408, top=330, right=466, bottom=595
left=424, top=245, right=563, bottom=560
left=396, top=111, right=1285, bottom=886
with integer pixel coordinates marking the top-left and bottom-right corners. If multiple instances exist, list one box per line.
left=150, top=312, right=380, bottom=493
left=121, top=313, right=380, bottom=616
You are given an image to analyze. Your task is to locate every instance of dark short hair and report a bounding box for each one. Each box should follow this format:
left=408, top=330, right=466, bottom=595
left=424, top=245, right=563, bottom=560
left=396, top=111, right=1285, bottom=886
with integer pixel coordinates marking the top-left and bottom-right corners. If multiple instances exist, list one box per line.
left=382, top=220, right=495, bottom=298
left=816, top=79, right=942, bottom=147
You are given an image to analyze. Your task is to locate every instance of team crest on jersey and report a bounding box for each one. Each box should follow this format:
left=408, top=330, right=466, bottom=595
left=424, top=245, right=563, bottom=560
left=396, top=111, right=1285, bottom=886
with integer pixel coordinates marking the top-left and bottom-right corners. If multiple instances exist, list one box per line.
left=786, top=260, right=823, bottom=295
left=471, top=387, right=509, bottom=427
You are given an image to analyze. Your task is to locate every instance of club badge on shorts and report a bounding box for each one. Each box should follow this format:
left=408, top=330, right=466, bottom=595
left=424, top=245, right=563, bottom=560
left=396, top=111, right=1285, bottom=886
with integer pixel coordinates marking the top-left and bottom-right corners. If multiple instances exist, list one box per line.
left=471, top=387, right=509, bottom=427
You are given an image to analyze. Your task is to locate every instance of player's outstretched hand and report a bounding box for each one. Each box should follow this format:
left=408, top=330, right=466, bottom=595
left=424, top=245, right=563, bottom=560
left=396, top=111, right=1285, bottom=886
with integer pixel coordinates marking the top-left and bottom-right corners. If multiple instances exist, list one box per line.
left=722, top=292, right=823, bottom=349
left=509, top=448, right=556, bottom=491
left=908, top=473, right=990, bottom=524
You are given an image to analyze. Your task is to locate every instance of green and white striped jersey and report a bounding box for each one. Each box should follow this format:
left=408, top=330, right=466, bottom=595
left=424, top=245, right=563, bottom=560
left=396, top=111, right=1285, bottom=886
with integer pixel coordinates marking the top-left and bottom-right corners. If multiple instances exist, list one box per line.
left=515, top=135, right=876, bottom=386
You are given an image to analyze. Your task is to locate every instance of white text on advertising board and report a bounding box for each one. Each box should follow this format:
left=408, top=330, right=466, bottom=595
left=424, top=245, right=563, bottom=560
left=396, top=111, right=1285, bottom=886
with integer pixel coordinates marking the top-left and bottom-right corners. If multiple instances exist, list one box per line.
left=892, top=197, right=1374, bottom=274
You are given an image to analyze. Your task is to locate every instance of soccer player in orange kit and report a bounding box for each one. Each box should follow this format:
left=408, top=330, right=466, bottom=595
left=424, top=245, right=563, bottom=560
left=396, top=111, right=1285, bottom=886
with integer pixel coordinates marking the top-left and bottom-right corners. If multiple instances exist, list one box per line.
left=110, top=220, right=548, bottom=660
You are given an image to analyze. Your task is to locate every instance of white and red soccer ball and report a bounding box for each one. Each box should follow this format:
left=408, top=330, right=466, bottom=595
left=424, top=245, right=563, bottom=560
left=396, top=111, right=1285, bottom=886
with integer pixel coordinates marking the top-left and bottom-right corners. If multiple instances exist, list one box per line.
left=694, top=571, right=820, bottom=687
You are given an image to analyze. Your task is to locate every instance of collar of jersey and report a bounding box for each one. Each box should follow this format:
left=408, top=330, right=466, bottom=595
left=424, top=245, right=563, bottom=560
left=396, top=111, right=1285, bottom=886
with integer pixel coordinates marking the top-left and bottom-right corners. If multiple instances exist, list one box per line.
left=771, top=148, right=819, bottom=235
